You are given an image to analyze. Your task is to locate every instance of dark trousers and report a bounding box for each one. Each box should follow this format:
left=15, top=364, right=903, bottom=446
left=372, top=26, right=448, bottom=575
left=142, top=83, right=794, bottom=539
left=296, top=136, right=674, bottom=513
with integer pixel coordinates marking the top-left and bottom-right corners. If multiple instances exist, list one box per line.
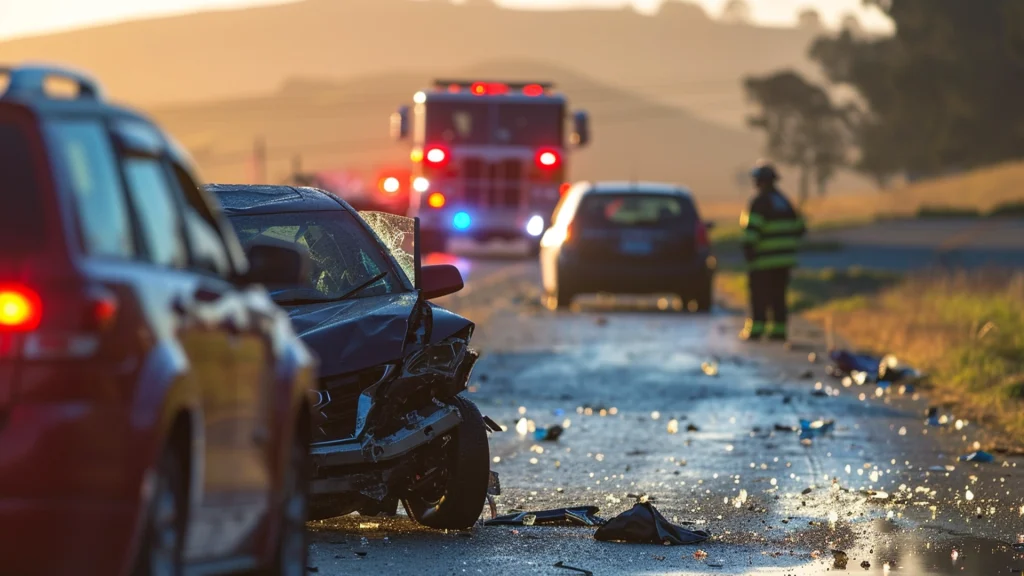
left=749, top=268, right=790, bottom=330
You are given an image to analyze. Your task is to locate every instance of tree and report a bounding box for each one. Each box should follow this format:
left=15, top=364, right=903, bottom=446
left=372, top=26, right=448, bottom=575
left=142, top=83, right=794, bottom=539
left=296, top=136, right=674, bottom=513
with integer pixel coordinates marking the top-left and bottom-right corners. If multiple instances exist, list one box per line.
left=839, top=13, right=864, bottom=37
left=744, top=71, right=852, bottom=204
left=797, top=8, right=823, bottom=32
left=721, top=0, right=751, bottom=24
left=810, top=1, right=1024, bottom=181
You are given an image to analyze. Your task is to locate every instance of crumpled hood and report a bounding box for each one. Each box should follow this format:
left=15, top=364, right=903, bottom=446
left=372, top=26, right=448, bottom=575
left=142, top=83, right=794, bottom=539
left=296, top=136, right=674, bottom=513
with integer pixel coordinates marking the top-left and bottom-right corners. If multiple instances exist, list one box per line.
left=284, top=292, right=419, bottom=378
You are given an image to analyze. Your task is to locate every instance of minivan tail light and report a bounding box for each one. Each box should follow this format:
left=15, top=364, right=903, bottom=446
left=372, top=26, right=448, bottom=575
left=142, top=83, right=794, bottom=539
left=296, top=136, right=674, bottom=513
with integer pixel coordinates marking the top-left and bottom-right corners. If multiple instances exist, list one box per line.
left=695, top=221, right=710, bottom=249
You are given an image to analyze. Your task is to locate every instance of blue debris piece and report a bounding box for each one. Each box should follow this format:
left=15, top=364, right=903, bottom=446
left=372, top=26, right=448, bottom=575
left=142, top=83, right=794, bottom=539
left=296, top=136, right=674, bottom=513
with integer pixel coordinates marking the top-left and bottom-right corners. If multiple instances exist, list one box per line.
left=959, top=451, right=995, bottom=463
left=799, top=419, right=835, bottom=440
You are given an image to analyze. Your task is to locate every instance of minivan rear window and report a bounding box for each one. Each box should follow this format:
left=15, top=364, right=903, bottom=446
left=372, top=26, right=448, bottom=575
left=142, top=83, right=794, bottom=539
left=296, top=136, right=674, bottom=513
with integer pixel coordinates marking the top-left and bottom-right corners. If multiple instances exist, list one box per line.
left=0, top=122, right=45, bottom=251
left=576, top=193, right=696, bottom=229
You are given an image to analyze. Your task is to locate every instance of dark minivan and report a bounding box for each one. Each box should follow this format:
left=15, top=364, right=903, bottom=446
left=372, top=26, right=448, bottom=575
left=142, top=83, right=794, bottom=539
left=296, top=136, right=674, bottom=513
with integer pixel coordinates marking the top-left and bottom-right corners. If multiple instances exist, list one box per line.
left=539, top=181, right=715, bottom=311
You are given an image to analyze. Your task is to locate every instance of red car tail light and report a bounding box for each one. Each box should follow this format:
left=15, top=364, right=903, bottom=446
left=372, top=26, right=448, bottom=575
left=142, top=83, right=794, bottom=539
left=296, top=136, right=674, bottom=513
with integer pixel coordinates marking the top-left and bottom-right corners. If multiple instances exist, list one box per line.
left=0, top=283, right=119, bottom=360
left=0, top=284, right=42, bottom=332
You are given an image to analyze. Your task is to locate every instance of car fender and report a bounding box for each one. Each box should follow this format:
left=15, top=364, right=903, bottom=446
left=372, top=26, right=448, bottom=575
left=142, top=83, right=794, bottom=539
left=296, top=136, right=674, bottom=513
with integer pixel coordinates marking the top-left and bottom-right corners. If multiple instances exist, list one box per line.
left=426, top=303, right=474, bottom=344
left=121, top=340, right=202, bottom=576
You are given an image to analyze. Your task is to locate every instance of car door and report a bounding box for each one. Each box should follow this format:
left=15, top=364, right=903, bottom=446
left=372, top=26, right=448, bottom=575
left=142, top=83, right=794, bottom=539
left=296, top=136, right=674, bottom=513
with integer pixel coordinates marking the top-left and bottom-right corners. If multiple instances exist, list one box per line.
left=170, top=162, right=273, bottom=561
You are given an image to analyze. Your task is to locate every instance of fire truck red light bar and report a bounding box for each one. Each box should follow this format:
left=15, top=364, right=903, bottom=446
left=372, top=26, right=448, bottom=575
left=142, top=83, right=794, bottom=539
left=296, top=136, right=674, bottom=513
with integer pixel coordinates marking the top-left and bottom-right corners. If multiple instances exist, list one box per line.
left=433, top=80, right=555, bottom=92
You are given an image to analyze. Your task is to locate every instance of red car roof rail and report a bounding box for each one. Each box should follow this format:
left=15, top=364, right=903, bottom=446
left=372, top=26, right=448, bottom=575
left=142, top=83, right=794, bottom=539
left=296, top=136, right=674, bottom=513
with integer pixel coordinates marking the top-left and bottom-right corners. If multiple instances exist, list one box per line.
left=0, top=63, right=103, bottom=101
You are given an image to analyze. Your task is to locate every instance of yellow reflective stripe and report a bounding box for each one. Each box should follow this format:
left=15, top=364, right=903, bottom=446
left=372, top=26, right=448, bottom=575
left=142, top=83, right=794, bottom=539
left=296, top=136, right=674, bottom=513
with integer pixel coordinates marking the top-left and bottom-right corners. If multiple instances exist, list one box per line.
left=768, top=323, right=787, bottom=336
left=742, top=230, right=760, bottom=244
left=749, top=254, right=797, bottom=270
left=762, top=219, right=805, bottom=234
left=756, top=237, right=800, bottom=251
left=742, top=211, right=766, bottom=229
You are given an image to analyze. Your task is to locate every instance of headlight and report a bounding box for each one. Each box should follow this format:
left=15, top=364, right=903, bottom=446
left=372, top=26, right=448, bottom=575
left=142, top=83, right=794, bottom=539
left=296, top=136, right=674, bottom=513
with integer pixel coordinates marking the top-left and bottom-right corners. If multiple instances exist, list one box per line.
left=526, top=215, right=545, bottom=237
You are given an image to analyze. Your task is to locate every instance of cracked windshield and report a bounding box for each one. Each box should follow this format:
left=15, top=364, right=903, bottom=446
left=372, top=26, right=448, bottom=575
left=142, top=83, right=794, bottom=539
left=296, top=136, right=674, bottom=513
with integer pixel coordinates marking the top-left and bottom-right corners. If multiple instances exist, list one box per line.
left=4, top=1, right=1024, bottom=575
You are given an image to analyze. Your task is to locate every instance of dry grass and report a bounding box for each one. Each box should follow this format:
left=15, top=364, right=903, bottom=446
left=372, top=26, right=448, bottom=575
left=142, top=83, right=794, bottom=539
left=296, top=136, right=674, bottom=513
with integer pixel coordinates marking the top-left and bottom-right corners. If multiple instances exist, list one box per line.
left=805, top=270, right=1024, bottom=441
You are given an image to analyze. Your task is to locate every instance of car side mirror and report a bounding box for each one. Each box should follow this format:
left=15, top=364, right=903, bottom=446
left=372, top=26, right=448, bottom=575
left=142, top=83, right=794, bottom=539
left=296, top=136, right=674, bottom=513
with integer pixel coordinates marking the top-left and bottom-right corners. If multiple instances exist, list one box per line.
left=419, top=264, right=464, bottom=300
left=571, top=110, right=590, bottom=148
left=390, top=106, right=410, bottom=141
left=243, top=240, right=310, bottom=286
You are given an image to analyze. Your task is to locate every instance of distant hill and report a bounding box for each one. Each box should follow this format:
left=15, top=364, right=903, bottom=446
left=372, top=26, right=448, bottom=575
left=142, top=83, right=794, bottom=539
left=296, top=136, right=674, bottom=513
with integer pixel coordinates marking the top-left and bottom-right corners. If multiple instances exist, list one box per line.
left=0, top=0, right=823, bottom=128
left=149, top=60, right=798, bottom=200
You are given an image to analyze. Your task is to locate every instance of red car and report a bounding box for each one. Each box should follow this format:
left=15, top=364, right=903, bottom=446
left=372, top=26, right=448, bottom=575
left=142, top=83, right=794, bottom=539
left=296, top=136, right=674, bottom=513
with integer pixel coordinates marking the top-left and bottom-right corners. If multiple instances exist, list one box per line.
left=0, top=64, right=317, bottom=576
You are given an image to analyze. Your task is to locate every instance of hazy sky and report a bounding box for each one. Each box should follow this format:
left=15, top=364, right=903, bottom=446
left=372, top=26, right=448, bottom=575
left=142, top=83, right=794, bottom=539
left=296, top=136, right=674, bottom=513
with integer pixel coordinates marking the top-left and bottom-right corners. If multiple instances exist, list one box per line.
left=0, top=0, right=893, bottom=41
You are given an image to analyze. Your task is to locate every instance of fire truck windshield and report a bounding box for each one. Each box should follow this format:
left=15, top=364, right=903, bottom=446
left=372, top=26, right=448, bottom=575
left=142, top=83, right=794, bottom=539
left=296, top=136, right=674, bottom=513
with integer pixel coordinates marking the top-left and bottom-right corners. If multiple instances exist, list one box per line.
left=424, top=100, right=565, bottom=146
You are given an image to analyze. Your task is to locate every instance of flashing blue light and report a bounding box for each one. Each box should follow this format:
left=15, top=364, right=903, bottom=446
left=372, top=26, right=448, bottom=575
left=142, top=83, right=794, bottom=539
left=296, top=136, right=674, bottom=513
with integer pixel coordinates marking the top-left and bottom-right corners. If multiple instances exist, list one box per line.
left=453, top=211, right=472, bottom=230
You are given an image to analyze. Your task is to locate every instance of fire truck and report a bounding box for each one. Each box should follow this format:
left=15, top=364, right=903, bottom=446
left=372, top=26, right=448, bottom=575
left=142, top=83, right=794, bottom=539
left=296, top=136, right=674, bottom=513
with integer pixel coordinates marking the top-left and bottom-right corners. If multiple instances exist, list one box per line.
left=390, top=80, right=590, bottom=254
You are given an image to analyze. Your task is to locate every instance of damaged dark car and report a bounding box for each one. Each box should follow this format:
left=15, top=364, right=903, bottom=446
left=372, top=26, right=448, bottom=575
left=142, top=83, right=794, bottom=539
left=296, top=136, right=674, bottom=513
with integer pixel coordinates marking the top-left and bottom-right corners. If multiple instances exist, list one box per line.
left=210, top=184, right=494, bottom=529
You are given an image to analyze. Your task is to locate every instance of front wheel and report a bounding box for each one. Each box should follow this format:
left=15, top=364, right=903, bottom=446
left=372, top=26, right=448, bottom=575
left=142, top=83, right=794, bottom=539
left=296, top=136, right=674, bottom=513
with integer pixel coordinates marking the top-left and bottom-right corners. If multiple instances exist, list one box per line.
left=402, top=396, right=490, bottom=530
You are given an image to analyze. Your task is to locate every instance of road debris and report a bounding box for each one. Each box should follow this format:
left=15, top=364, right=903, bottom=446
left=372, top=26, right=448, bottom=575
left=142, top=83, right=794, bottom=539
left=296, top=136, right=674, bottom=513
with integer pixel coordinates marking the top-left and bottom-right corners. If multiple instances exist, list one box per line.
left=594, top=502, right=710, bottom=545
left=686, top=423, right=700, bottom=432
left=959, top=451, right=995, bottom=463
left=553, top=561, right=593, bottom=576
left=799, top=419, right=835, bottom=440
left=701, top=360, right=719, bottom=377
left=832, top=550, right=849, bottom=569
left=534, top=425, right=564, bottom=441
left=484, top=506, right=605, bottom=527
left=693, top=550, right=708, bottom=560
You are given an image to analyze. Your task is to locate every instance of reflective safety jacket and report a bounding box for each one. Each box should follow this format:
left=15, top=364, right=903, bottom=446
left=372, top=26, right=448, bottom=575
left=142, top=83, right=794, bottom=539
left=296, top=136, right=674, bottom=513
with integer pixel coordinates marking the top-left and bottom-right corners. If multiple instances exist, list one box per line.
left=740, top=189, right=806, bottom=270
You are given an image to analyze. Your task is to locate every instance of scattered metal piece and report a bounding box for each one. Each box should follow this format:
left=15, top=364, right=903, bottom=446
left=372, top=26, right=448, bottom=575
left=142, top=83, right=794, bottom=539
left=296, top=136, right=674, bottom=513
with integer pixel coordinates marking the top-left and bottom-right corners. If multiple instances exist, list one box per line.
left=553, top=561, right=593, bottom=576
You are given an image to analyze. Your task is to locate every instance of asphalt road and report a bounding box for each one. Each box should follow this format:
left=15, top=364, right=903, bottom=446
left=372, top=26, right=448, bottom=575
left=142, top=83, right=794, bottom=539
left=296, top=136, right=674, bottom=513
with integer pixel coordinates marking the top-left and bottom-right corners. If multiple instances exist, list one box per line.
left=802, top=218, right=1024, bottom=271
left=305, top=249, right=1024, bottom=575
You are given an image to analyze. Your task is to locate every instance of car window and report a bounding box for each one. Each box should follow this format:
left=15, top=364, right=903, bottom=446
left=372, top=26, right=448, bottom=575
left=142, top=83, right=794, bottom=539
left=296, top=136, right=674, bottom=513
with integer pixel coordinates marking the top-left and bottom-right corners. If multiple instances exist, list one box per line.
left=46, top=119, right=135, bottom=258
left=170, top=166, right=231, bottom=277
left=228, top=211, right=401, bottom=302
left=121, top=157, right=187, bottom=268
left=0, top=121, right=45, bottom=252
left=575, top=193, right=696, bottom=229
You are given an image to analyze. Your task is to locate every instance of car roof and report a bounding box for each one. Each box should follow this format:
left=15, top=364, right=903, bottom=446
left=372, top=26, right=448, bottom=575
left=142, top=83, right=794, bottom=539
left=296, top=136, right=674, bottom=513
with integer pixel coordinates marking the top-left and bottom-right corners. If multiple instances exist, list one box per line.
left=207, top=184, right=353, bottom=216
left=0, top=64, right=153, bottom=124
left=586, top=181, right=693, bottom=198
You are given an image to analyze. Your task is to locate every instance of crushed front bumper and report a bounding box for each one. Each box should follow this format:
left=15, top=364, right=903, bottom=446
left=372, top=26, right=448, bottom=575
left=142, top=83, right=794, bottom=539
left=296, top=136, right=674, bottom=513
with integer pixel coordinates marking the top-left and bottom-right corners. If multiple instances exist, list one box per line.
left=309, top=404, right=463, bottom=495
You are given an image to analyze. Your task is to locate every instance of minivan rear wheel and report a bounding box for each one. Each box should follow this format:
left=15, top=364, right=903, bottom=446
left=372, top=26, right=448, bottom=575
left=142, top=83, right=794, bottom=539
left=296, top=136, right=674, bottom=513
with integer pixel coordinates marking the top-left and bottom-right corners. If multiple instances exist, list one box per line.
left=402, top=396, right=490, bottom=530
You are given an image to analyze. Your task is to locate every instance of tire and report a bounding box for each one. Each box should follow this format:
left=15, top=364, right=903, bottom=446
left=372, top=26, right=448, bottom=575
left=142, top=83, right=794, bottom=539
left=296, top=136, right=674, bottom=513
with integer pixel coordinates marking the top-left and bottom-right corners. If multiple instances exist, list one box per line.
left=402, top=396, right=490, bottom=530
left=695, top=274, right=714, bottom=313
left=132, top=444, right=188, bottom=576
left=260, top=420, right=310, bottom=576
left=553, top=270, right=575, bottom=310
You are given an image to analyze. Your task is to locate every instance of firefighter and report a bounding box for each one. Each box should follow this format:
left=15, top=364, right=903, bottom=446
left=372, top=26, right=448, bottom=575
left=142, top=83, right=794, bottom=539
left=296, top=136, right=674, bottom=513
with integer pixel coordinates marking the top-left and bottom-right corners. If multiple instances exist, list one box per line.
left=739, top=162, right=806, bottom=342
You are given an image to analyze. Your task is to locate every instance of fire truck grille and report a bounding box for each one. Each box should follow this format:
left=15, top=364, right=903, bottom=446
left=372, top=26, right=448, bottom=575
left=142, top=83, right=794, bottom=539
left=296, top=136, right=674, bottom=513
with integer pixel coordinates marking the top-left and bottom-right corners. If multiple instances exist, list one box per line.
left=463, top=158, right=522, bottom=208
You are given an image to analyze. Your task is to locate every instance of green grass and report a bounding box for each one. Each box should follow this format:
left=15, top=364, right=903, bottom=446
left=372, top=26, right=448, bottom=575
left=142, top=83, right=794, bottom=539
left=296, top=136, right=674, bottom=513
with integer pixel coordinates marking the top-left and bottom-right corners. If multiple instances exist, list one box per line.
left=719, top=269, right=1024, bottom=443
left=716, top=267, right=900, bottom=314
